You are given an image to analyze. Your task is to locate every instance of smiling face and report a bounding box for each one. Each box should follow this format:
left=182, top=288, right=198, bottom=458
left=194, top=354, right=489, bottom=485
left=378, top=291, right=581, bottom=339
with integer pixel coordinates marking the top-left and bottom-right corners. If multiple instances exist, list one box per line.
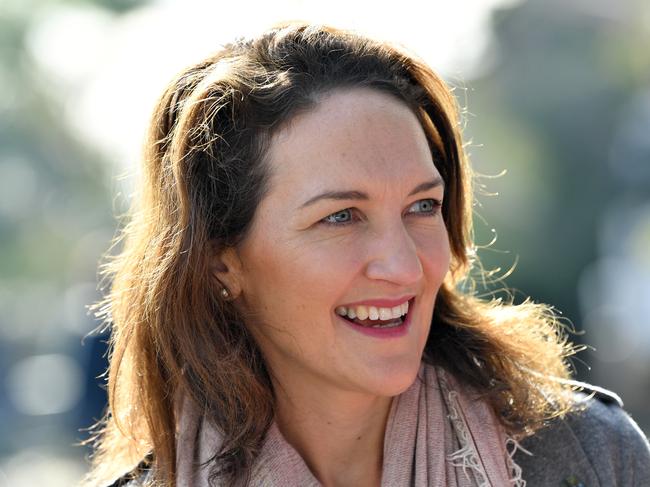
left=220, top=88, right=451, bottom=400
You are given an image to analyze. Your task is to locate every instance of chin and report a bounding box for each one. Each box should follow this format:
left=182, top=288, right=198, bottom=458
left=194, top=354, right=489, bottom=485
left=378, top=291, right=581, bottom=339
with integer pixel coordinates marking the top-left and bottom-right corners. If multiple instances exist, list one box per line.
left=363, top=356, right=423, bottom=398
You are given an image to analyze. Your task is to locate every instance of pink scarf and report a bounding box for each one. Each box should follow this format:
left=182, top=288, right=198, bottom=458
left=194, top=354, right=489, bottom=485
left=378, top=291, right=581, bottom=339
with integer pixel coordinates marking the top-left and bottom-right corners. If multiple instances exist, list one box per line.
left=176, top=364, right=525, bottom=486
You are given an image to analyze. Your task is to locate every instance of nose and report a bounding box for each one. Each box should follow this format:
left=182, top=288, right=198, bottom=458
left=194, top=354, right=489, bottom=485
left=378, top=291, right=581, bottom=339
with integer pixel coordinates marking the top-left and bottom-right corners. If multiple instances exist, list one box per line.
left=364, top=222, right=423, bottom=286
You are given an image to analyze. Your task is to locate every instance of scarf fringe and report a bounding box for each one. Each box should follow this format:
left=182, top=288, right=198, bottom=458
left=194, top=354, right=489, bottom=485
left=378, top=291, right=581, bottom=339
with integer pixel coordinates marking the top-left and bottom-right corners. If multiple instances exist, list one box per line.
left=505, top=437, right=532, bottom=487
left=439, top=368, right=527, bottom=487
left=441, top=380, right=490, bottom=486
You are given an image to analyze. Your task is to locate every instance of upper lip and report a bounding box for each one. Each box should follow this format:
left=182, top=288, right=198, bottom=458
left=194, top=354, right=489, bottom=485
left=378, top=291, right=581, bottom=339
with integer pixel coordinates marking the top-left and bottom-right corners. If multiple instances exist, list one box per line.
left=337, top=295, right=415, bottom=308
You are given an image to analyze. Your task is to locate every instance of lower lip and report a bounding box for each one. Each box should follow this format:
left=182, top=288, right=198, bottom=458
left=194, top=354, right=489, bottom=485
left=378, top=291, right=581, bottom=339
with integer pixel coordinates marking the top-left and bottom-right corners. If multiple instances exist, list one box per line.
left=336, top=299, right=413, bottom=339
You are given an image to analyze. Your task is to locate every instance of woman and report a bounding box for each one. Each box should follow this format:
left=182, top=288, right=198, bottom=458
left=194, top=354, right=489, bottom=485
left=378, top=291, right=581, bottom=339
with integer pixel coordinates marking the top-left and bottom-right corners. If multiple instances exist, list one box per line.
left=85, top=22, right=650, bottom=486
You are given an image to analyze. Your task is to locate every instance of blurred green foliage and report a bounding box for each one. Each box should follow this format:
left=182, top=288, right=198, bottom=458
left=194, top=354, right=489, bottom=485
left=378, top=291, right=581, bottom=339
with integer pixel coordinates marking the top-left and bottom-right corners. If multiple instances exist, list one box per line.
left=469, top=1, right=650, bottom=323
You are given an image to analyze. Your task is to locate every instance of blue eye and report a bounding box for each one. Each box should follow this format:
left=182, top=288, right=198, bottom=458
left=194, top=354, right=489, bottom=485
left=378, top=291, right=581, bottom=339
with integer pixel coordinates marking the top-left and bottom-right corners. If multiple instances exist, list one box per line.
left=408, top=198, right=441, bottom=215
left=322, top=209, right=353, bottom=225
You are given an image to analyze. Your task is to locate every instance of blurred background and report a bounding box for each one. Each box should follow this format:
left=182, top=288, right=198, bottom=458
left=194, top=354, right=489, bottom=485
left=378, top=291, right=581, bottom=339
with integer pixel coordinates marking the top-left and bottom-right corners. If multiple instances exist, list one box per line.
left=0, top=0, right=648, bottom=484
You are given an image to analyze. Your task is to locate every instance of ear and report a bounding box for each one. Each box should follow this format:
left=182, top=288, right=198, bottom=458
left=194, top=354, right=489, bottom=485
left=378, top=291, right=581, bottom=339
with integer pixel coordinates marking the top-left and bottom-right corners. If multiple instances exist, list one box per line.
left=210, top=244, right=244, bottom=300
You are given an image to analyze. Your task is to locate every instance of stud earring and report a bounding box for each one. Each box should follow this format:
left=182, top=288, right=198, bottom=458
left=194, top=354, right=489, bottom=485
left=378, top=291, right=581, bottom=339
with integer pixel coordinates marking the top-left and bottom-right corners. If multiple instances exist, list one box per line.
left=220, top=287, right=230, bottom=299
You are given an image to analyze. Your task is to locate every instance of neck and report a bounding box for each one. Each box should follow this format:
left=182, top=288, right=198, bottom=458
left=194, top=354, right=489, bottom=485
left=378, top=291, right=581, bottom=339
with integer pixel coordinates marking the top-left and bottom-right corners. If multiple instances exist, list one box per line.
left=273, top=379, right=392, bottom=487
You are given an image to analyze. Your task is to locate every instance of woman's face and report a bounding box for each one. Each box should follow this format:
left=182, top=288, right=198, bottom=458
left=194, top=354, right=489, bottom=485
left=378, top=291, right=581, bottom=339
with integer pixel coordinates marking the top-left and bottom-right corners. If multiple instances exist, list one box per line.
left=223, top=88, right=451, bottom=399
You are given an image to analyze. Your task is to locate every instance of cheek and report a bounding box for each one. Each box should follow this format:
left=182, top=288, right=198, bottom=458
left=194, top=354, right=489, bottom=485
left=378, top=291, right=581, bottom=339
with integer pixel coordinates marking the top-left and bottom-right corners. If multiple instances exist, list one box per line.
left=412, top=225, right=452, bottom=282
left=433, top=236, right=452, bottom=279
left=236, top=235, right=351, bottom=366
left=238, top=236, right=347, bottom=322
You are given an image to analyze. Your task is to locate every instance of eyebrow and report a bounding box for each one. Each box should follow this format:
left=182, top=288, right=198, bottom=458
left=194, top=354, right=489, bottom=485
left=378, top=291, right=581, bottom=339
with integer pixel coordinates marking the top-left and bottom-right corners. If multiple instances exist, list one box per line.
left=299, top=177, right=444, bottom=209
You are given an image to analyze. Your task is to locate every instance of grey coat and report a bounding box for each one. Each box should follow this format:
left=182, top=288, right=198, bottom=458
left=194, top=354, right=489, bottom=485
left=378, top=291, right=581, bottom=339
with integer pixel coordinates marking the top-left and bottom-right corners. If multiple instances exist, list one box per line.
left=107, top=385, right=650, bottom=486
left=515, top=385, right=650, bottom=486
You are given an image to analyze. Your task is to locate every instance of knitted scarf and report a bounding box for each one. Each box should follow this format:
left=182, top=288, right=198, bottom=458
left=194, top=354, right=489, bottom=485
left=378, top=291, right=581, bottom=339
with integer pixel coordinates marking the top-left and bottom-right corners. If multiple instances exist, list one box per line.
left=176, top=364, right=526, bottom=486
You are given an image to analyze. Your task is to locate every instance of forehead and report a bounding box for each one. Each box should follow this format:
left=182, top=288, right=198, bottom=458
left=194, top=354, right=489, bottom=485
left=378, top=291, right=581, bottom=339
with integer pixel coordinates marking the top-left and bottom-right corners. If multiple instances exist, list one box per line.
left=265, top=87, right=440, bottom=199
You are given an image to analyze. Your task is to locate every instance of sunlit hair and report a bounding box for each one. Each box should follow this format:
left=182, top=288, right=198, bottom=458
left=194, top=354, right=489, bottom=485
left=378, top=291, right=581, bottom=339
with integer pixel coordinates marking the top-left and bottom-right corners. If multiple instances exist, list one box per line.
left=84, top=22, right=579, bottom=486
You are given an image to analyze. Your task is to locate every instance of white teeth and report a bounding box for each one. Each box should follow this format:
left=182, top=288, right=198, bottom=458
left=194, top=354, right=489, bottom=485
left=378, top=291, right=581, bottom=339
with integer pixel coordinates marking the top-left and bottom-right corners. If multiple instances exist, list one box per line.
left=379, top=307, right=392, bottom=320
left=336, top=301, right=410, bottom=321
left=371, top=321, right=402, bottom=329
left=356, top=306, right=369, bottom=320
left=391, top=305, right=402, bottom=319
left=368, top=306, right=379, bottom=320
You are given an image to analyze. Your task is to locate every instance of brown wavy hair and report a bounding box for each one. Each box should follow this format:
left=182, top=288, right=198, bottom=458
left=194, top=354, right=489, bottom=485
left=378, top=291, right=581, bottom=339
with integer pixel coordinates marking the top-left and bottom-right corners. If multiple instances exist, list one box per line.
left=84, top=22, right=579, bottom=486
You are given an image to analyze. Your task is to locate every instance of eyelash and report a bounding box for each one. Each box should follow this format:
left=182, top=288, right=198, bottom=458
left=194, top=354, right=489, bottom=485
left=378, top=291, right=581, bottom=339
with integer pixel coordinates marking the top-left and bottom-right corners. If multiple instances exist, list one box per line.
left=320, top=198, right=443, bottom=226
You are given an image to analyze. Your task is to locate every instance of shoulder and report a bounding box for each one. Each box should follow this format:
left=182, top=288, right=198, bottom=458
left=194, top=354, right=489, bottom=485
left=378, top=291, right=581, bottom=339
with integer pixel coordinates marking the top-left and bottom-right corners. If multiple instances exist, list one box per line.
left=515, top=383, right=650, bottom=486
